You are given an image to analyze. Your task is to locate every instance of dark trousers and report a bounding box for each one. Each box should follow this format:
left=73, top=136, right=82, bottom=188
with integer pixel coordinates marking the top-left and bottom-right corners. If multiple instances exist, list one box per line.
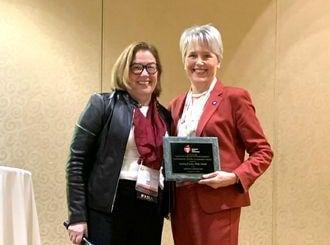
left=87, top=180, right=164, bottom=245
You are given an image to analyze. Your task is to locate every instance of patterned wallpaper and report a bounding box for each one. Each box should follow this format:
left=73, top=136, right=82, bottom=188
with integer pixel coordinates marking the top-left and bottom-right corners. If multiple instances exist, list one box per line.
left=1, top=0, right=330, bottom=244
left=0, top=1, right=101, bottom=244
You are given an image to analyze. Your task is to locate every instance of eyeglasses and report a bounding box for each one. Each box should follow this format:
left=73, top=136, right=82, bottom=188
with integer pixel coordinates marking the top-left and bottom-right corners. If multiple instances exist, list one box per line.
left=130, top=63, right=158, bottom=75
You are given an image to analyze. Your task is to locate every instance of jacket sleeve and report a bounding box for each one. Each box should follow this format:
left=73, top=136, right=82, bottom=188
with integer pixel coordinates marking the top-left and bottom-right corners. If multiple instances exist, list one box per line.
left=231, top=89, right=273, bottom=192
left=66, top=94, right=105, bottom=224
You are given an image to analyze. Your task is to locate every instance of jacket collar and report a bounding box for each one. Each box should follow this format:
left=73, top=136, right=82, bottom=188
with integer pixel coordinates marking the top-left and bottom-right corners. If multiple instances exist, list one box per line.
left=195, top=80, right=224, bottom=136
left=171, top=80, right=224, bottom=136
left=116, top=90, right=141, bottom=108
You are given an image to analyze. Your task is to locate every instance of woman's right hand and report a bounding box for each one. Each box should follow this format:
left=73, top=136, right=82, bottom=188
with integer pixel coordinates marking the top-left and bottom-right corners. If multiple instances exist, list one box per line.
left=67, top=222, right=87, bottom=245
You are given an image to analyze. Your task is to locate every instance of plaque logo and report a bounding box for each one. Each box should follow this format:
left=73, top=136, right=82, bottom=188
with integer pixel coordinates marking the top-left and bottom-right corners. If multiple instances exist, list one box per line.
left=183, top=145, right=191, bottom=153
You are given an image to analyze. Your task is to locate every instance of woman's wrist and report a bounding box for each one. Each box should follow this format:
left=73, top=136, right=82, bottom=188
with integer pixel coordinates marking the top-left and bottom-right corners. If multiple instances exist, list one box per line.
left=233, top=173, right=240, bottom=184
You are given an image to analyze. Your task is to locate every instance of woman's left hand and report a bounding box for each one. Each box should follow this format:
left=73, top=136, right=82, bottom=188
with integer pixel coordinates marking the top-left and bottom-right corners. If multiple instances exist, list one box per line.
left=198, top=171, right=237, bottom=189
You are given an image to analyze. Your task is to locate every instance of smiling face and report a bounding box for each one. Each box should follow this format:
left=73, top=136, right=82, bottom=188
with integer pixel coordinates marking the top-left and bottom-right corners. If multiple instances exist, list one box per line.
left=127, top=50, right=158, bottom=105
left=184, top=42, right=220, bottom=93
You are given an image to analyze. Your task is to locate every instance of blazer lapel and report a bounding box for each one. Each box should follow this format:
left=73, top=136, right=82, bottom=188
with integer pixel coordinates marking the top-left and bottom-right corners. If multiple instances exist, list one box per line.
left=196, top=80, right=224, bottom=136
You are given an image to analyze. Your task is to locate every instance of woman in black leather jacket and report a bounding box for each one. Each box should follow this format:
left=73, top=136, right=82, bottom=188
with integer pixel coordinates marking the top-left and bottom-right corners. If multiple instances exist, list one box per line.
left=66, top=42, right=172, bottom=245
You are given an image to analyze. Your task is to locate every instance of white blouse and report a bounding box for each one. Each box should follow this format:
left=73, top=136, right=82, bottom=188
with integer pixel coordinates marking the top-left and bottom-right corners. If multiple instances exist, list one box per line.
left=177, top=78, right=217, bottom=137
left=119, top=106, right=149, bottom=181
left=119, top=105, right=165, bottom=189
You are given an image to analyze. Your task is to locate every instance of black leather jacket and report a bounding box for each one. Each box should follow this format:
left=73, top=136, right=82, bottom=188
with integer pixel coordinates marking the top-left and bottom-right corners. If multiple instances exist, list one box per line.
left=66, top=90, right=172, bottom=224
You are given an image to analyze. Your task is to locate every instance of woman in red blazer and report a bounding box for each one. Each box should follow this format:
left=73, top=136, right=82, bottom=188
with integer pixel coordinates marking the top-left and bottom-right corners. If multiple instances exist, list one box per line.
left=169, top=24, right=273, bottom=245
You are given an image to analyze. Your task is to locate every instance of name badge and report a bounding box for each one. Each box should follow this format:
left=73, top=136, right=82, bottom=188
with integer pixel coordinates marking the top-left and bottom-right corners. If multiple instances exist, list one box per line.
left=135, top=164, right=159, bottom=203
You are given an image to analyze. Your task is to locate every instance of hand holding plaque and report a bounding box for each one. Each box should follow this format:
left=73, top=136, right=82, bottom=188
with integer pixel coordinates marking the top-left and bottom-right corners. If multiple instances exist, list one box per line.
left=163, top=137, right=220, bottom=181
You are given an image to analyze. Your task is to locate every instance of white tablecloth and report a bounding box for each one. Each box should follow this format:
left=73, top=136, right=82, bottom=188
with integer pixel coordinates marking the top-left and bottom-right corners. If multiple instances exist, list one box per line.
left=0, top=166, right=41, bottom=245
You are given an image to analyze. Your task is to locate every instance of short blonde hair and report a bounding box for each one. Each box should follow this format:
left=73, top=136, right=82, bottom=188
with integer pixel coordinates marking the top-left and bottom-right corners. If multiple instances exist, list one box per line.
left=110, top=41, right=162, bottom=97
left=179, top=24, right=223, bottom=63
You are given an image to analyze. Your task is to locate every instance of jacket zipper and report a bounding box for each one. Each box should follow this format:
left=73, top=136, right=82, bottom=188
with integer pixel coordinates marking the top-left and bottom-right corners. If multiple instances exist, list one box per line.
left=111, top=176, right=120, bottom=212
left=110, top=105, right=135, bottom=212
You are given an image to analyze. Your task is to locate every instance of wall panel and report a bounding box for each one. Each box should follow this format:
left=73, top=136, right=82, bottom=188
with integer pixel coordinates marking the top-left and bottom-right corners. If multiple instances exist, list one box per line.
left=0, top=0, right=102, bottom=244
left=276, top=0, right=330, bottom=244
left=103, top=1, right=275, bottom=244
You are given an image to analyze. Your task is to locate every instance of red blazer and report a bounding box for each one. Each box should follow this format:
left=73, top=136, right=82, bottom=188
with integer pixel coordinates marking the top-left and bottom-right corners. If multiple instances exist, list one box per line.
left=169, top=80, right=273, bottom=213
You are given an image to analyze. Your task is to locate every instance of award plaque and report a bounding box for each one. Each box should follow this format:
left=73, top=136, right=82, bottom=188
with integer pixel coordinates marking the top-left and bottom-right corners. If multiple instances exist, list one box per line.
left=163, top=136, right=220, bottom=181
